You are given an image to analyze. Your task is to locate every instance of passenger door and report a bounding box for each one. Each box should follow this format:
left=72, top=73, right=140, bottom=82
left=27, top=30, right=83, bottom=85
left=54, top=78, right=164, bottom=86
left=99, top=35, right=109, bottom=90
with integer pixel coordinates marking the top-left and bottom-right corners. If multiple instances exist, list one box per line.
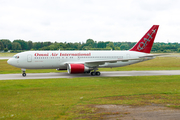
left=27, top=54, right=32, bottom=62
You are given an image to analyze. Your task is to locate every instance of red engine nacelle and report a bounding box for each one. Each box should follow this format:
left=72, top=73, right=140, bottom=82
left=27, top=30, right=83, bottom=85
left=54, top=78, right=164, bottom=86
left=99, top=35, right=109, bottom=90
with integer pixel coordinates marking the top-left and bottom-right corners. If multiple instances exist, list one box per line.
left=67, top=64, right=91, bottom=74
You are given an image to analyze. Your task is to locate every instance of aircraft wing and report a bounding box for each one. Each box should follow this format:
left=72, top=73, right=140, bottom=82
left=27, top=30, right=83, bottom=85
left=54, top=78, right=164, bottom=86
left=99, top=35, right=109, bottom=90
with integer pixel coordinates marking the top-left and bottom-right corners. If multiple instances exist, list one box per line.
left=64, top=57, right=149, bottom=67
left=64, top=54, right=167, bottom=67
left=138, top=54, right=168, bottom=58
left=84, top=58, right=144, bottom=67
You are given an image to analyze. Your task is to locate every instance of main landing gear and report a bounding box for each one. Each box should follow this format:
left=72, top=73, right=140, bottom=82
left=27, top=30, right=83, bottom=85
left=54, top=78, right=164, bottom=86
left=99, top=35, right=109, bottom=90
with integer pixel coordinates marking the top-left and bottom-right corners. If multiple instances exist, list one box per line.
left=90, top=68, right=101, bottom=76
left=91, top=71, right=101, bottom=76
left=21, top=69, right=26, bottom=77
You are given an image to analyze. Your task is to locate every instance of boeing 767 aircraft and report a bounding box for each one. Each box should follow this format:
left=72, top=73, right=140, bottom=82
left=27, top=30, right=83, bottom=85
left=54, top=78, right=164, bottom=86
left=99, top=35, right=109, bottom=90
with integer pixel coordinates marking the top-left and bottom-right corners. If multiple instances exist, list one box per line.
left=8, top=25, right=159, bottom=77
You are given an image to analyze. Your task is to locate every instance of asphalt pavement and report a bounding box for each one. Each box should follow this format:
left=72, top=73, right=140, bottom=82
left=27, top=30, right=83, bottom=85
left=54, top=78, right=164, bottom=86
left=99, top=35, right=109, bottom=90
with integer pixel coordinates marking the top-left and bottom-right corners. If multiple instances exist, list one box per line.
left=0, top=70, right=180, bottom=80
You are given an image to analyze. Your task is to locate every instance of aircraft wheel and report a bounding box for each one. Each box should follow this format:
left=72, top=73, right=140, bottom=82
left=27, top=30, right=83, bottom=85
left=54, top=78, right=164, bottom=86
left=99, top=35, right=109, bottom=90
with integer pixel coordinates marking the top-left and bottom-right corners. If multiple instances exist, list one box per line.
left=91, top=72, right=96, bottom=76
left=22, top=73, right=26, bottom=77
left=95, top=72, right=101, bottom=76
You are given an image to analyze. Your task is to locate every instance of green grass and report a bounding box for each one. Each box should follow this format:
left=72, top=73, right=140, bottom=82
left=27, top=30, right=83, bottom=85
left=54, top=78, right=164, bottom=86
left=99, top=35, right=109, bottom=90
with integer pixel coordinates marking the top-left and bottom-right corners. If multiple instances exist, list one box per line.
left=0, top=53, right=16, bottom=57
left=1, top=76, right=180, bottom=119
left=1, top=56, right=180, bottom=74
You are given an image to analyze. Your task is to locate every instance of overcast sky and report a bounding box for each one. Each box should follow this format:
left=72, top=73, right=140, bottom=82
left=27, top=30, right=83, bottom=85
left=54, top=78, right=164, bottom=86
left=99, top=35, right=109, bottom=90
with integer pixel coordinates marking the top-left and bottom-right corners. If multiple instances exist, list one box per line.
left=0, top=0, right=180, bottom=43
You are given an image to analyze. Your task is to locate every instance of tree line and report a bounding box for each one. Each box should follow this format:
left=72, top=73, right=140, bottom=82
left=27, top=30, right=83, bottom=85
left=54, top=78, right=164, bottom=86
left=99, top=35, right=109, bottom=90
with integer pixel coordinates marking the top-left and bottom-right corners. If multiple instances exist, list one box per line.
left=0, top=39, right=180, bottom=53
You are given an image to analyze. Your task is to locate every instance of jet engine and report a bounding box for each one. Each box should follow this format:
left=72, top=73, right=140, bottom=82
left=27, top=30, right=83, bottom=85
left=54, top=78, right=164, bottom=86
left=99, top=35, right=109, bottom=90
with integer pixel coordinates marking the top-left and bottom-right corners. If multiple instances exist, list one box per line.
left=67, top=64, right=91, bottom=74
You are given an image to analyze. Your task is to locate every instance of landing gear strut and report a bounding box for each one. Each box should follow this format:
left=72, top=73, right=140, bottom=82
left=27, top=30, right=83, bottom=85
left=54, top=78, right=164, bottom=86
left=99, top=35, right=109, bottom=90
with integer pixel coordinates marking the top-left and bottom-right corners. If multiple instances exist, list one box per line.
left=21, top=69, right=26, bottom=77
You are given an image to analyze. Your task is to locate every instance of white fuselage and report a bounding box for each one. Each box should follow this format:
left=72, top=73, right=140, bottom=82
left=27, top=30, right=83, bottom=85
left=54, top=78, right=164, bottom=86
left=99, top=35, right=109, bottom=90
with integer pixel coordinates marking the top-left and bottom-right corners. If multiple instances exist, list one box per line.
left=7, top=50, right=153, bottom=70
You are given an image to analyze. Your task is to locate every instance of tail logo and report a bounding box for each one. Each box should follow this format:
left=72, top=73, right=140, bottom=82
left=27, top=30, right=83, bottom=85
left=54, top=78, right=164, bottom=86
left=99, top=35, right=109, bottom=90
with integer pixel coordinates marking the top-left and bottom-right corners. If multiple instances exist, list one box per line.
left=137, top=29, right=156, bottom=51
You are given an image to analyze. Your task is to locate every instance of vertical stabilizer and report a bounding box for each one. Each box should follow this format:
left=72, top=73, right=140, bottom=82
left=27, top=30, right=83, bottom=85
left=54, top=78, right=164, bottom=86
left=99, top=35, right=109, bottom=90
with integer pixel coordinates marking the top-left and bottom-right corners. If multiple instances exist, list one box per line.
left=130, top=25, right=159, bottom=53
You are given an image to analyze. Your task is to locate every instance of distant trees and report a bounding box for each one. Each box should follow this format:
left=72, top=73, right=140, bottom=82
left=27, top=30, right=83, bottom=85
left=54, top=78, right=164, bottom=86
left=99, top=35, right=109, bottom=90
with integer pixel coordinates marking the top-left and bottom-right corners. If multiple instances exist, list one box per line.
left=12, top=42, right=22, bottom=50
left=27, top=41, right=33, bottom=50
left=0, top=41, right=4, bottom=50
left=119, top=43, right=129, bottom=50
left=106, top=42, right=114, bottom=50
left=32, top=42, right=42, bottom=50
left=0, top=39, right=179, bottom=53
left=13, top=39, right=28, bottom=50
left=151, top=42, right=180, bottom=53
left=4, top=48, right=8, bottom=52
left=0, top=39, right=11, bottom=50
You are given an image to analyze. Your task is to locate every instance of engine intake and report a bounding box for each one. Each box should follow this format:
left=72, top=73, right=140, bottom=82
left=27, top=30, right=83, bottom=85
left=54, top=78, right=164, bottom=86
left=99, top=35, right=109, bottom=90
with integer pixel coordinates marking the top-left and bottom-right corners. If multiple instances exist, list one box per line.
left=67, top=64, right=91, bottom=74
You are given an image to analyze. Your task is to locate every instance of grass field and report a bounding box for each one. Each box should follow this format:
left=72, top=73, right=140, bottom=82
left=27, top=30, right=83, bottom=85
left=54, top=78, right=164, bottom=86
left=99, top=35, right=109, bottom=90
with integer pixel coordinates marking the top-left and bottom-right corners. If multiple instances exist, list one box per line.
left=0, top=53, right=16, bottom=57
left=1, top=56, right=180, bottom=74
left=1, top=76, right=180, bottom=119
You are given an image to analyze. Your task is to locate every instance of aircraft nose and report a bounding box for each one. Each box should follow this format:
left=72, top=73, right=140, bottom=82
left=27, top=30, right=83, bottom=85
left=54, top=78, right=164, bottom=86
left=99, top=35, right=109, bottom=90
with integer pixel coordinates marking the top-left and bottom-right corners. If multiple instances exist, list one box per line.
left=7, top=58, right=11, bottom=65
left=7, top=58, right=15, bottom=66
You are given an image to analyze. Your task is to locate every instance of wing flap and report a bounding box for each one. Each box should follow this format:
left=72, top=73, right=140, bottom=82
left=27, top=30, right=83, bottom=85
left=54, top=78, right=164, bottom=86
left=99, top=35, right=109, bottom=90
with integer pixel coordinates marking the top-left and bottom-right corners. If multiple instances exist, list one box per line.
left=139, top=54, right=168, bottom=58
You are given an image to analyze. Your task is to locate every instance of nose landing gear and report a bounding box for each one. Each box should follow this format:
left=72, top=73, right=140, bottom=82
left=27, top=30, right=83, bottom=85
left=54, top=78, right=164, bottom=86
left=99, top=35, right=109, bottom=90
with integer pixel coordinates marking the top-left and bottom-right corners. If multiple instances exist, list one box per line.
left=21, top=69, right=26, bottom=77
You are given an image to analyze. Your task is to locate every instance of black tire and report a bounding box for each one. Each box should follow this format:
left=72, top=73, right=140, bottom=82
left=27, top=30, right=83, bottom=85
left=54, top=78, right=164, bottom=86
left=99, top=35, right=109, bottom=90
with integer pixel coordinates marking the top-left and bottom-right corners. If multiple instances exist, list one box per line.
left=22, top=73, right=26, bottom=77
left=91, top=72, right=96, bottom=76
left=95, top=72, right=101, bottom=76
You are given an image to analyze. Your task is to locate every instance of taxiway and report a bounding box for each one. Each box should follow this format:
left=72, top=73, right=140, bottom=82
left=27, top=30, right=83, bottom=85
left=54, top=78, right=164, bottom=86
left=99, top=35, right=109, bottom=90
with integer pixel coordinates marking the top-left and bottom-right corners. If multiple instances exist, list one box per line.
left=0, top=70, right=180, bottom=80
left=0, top=57, right=11, bottom=60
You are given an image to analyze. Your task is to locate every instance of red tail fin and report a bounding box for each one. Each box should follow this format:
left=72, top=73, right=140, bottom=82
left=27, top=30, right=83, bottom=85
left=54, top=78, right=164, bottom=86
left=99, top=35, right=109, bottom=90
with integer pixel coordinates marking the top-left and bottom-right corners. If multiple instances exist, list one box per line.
left=130, top=25, right=159, bottom=53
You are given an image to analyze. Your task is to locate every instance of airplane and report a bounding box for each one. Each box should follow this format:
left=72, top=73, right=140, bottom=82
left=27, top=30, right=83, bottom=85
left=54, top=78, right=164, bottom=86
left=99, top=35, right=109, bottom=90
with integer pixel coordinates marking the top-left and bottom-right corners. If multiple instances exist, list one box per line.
left=7, top=25, right=159, bottom=77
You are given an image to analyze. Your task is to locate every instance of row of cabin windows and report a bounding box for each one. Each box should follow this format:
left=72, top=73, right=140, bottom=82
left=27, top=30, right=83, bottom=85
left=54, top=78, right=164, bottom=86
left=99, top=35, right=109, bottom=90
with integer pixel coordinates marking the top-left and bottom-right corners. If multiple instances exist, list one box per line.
left=34, top=56, right=123, bottom=59
left=78, top=56, right=123, bottom=58
left=34, top=57, right=74, bottom=59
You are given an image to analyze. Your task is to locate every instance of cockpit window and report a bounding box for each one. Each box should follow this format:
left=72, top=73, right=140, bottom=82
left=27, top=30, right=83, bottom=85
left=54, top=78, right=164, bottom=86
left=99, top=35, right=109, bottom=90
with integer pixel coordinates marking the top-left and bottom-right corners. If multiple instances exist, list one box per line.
left=13, top=56, right=19, bottom=59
